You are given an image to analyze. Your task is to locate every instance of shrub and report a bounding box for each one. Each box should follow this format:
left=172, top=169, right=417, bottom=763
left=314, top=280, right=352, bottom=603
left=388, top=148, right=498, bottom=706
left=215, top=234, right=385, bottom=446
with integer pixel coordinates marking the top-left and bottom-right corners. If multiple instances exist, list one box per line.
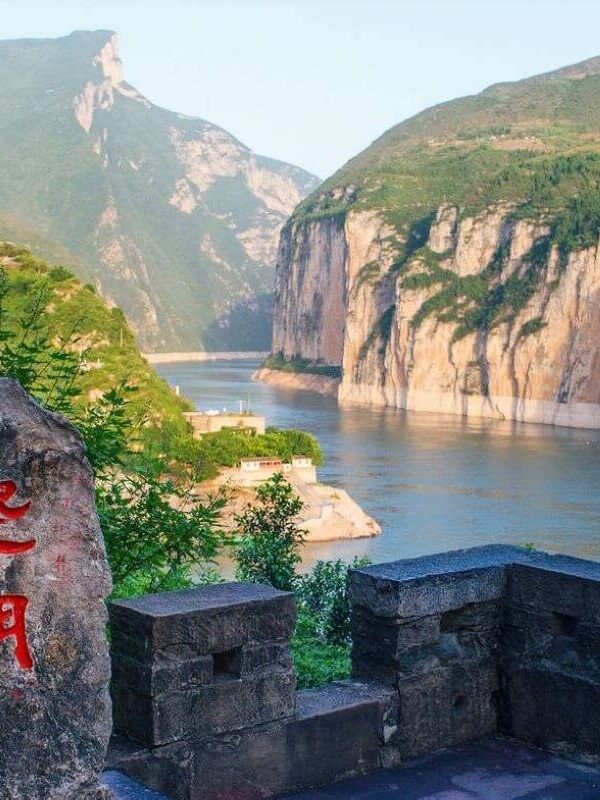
left=235, top=473, right=305, bottom=592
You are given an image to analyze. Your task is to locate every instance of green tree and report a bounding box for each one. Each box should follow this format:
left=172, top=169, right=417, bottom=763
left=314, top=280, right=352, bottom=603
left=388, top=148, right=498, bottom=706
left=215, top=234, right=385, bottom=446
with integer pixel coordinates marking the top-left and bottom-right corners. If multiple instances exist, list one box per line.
left=235, top=473, right=305, bottom=591
left=0, top=265, right=225, bottom=597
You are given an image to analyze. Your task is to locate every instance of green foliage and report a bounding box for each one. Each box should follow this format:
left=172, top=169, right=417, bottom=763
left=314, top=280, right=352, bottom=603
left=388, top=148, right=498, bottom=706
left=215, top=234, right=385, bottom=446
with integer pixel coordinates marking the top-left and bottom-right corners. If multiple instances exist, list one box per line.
left=297, top=558, right=370, bottom=646
left=98, top=471, right=225, bottom=598
left=292, top=557, right=370, bottom=688
left=353, top=260, right=381, bottom=292
left=0, top=245, right=226, bottom=598
left=193, top=426, right=323, bottom=481
left=235, top=474, right=305, bottom=592
left=553, top=191, right=600, bottom=256
left=519, top=317, right=547, bottom=338
left=403, top=236, right=554, bottom=341
left=291, top=611, right=351, bottom=689
left=232, top=478, right=371, bottom=687
left=264, top=352, right=342, bottom=379
left=0, top=245, right=197, bottom=466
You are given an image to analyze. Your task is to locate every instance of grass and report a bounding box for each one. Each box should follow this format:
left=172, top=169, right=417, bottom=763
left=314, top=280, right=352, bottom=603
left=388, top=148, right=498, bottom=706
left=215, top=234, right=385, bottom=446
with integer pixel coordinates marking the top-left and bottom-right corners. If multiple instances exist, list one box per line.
left=263, top=352, right=342, bottom=379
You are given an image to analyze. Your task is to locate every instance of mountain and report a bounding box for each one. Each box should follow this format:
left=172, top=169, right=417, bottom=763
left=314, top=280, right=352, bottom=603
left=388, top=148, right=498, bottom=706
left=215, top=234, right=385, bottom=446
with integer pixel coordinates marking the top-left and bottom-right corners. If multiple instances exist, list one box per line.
left=270, top=55, right=600, bottom=429
left=0, top=241, right=193, bottom=442
left=0, top=30, right=319, bottom=351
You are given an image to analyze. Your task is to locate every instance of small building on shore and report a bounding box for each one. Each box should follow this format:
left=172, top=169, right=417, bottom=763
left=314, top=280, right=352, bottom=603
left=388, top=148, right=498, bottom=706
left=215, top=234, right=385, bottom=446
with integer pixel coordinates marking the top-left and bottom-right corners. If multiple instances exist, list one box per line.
left=235, top=456, right=317, bottom=486
left=184, top=410, right=266, bottom=438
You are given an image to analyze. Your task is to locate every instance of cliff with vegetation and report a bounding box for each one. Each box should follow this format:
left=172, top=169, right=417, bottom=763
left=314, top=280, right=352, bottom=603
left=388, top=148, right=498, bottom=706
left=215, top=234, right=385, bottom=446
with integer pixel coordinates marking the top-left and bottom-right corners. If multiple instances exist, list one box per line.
left=0, top=30, right=319, bottom=351
left=271, top=56, right=600, bottom=428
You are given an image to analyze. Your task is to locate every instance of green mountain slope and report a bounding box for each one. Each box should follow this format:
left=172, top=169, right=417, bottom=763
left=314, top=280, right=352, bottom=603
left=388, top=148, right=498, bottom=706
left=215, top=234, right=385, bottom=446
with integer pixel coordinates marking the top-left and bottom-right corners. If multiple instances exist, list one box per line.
left=0, top=242, right=192, bottom=436
left=0, top=30, right=319, bottom=351
left=296, top=54, right=600, bottom=241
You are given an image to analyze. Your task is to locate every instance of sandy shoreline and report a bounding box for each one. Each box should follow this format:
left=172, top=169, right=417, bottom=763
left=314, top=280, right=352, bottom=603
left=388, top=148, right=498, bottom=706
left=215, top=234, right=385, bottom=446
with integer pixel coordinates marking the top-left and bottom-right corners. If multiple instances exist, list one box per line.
left=144, top=351, right=268, bottom=364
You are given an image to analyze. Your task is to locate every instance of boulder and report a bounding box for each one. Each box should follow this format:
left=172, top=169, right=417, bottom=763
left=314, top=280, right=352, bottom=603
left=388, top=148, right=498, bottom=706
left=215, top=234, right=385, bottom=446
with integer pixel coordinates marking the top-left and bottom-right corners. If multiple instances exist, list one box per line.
left=0, top=379, right=113, bottom=799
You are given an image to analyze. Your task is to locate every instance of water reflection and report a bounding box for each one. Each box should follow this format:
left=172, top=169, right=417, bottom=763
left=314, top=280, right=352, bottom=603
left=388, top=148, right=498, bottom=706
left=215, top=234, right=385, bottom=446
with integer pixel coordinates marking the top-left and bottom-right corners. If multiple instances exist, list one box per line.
left=156, top=359, right=600, bottom=568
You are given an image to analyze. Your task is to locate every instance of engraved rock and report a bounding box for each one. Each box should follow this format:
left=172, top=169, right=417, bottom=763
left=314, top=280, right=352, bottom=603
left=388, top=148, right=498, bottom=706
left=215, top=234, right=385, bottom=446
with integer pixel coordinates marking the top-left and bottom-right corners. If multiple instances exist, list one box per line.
left=0, top=378, right=112, bottom=799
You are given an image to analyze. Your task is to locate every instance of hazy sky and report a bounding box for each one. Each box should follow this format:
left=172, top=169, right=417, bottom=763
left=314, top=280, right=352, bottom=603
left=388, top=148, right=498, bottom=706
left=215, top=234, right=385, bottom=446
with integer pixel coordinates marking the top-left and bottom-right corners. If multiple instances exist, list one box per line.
left=3, top=0, right=600, bottom=177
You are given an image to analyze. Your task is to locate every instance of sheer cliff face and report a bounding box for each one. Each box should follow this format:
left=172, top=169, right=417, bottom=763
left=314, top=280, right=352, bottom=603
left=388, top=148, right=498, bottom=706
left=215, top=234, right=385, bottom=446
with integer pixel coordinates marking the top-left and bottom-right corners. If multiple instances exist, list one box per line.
left=274, top=205, right=600, bottom=428
left=0, top=30, right=319, bottom=350
left=273, top=53, right=600, bottom=428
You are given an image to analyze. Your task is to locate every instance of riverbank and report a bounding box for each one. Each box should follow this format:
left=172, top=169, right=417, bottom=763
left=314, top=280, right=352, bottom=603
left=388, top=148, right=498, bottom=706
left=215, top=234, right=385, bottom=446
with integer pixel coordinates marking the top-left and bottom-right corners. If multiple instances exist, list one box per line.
left=145, top=351, right=268, bottom=364
left=204, top=469, right=380, bottom=542
left=254, top=367, right=340, bottom=398
left=154, top=358, right=600, bottom=567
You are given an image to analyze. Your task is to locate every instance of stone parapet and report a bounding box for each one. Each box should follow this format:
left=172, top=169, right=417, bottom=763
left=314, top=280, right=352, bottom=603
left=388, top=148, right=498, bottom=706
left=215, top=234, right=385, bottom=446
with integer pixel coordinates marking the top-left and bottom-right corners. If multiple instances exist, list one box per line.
left=349, top=544, right=600, bottom=762
left=109, top=545, right=600, bottom=798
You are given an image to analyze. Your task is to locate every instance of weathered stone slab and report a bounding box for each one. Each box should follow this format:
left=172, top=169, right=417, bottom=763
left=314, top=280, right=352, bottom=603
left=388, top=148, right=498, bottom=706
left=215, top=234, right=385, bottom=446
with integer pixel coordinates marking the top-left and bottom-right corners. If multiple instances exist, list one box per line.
left=113, top=669, right=296, bottom=745
left=0, top=379, right=112, bottom=799
left=109, top=681, right=396, bottom=800
left=111, top=652, right=214, bottom=696
left=396, top=661, right=498, bottom=758
left=110, top=582, right=296, bottom=655
left=501, top=664, right=600, bottom=760
left=507, top=563, right=600, bottom=624
left=349, top=545, right=517, bottom=618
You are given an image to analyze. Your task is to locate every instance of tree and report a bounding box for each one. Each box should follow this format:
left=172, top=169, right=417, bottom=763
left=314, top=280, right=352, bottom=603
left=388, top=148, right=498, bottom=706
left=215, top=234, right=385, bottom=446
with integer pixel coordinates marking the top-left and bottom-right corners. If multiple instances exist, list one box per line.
left=235, top=473, right=305, bottom=591
left=0, top=263, right=225, bottom=597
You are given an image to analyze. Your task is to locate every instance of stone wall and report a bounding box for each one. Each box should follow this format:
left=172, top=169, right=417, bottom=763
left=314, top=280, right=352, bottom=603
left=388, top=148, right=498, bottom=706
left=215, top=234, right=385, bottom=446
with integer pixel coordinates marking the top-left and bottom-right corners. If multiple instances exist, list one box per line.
left=108, top=545, right=600, bottom=799
left=350, top=545, right=600, bottom=763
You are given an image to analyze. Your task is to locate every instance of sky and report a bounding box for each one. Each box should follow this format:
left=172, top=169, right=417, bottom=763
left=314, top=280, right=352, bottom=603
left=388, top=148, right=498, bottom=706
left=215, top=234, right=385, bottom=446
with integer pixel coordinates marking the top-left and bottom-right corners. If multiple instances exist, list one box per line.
left=2, top=0, right=600, bottom=178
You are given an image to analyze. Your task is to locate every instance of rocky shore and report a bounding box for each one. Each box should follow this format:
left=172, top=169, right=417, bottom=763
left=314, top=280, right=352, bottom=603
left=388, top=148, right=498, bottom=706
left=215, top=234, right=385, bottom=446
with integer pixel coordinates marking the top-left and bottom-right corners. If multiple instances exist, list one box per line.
left=253, top=367, right=340, bottom=398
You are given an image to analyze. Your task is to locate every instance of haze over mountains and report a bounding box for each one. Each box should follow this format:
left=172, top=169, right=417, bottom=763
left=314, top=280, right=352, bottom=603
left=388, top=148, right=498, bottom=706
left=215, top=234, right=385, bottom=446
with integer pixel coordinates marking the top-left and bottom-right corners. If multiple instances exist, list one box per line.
left=0, top=29, right=319, bottom=351
left=272, top=54, right=600, bottom=429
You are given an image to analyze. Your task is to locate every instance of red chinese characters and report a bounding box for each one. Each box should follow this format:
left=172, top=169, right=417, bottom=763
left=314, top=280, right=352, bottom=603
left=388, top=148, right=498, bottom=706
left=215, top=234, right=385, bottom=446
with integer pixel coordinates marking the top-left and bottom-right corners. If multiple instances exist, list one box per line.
left=0, top=595, right=33, bottom=670
left=0, top=479, right=35, bottom=669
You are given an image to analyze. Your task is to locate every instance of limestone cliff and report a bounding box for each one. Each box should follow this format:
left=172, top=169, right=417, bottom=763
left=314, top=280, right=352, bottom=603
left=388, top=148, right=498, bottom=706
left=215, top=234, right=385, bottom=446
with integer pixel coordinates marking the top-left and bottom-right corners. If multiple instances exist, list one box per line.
left=273, top=204, right=600, bottom=428
left=270, top=54, right=600, bottom=429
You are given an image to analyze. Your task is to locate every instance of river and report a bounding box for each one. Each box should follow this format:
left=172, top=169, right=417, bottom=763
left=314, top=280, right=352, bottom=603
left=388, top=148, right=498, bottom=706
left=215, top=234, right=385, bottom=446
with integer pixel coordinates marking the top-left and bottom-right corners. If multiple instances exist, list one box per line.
left=156, top=358, right=600, bottom=567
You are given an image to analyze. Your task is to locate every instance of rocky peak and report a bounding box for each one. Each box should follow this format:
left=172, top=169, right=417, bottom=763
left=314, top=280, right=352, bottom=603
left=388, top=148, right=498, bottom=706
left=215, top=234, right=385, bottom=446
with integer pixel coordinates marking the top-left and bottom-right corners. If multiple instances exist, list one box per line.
left=93, top=32, right=123, bottom=87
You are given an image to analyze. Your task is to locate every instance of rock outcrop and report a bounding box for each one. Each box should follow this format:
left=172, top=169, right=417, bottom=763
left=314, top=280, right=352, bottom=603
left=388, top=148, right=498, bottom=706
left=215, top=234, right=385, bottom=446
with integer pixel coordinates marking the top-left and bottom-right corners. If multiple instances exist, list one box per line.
left=0, top=380, right=112, bottom=799
left=272, top=203, right=600, bottom=429
left=270, top=53, right=600, bottom=430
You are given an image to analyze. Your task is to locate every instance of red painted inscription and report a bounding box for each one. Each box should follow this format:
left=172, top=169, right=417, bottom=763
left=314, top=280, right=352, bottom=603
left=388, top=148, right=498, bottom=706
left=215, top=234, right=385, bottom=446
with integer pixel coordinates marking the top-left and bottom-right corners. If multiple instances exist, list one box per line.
left=0, top=480, right=35, bottom=554
left=0, top=595, right=33, bottom=669
left=0, top=480, right=35, bottom=669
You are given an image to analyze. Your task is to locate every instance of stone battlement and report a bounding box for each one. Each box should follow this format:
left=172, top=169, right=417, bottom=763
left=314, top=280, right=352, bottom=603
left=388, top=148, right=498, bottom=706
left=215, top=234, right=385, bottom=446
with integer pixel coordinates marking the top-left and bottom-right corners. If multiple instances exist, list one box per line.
left=107, top=545, right=600, bottom=799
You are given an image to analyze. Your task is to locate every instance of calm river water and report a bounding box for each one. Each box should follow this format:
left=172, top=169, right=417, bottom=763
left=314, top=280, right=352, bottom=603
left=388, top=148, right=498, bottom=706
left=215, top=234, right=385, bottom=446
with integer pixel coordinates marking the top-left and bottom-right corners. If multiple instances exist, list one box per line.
left=156, top=359, right=600, bottom=567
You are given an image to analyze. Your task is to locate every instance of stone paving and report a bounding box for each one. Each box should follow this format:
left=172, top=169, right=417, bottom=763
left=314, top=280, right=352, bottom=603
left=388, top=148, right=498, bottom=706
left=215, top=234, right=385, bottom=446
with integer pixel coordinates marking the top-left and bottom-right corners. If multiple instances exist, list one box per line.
left=102, top=771, right=167, bottom=799
left=103, top=737, right=600, bottom=799
left=280, top=737, right=600, bottom=800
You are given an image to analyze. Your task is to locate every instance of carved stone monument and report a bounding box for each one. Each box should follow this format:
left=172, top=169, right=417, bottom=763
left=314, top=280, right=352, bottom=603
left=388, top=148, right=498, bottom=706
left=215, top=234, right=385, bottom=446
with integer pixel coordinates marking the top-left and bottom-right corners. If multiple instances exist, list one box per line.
left=0, top=379, right=113, bottom=799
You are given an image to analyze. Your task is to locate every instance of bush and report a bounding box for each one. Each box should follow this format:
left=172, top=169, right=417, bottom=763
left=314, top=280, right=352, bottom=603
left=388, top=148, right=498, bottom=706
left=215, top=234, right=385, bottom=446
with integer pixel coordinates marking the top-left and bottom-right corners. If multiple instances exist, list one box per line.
left=297, top=558, right=370, bottom=646
left=195, top=426, right=323, bottom=477
left=0, top=258, right=226, bottom=597
left=232, top=478, right=370, bottom=687
left=235, top=473, right=305, bottom=591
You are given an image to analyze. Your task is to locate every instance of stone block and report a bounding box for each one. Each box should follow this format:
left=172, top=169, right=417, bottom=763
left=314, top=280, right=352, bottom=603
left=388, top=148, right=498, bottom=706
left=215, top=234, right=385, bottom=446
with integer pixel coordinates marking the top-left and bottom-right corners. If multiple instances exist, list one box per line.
left=114, top=668, right=296, bottom=745
left=229, top=639, right=293, bottom=676
left=349, top=545, right=516, bottom=619
left=112, top=652, right=214, bottom=696
left=507, top=563, right=600, bottom=624
left=501, top=664, right=600, bottom=759
left=110, top=681, right=396, bottom=800
left=396, top=661, right=498, bottom=758
left=110, top=582, right=296, bottom=656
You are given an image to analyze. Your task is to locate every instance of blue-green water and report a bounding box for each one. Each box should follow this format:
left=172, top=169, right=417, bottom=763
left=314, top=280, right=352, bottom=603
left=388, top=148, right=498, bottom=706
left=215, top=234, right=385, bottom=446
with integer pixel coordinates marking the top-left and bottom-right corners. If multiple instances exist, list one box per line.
left=156, top=359, right=600, bottom=567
